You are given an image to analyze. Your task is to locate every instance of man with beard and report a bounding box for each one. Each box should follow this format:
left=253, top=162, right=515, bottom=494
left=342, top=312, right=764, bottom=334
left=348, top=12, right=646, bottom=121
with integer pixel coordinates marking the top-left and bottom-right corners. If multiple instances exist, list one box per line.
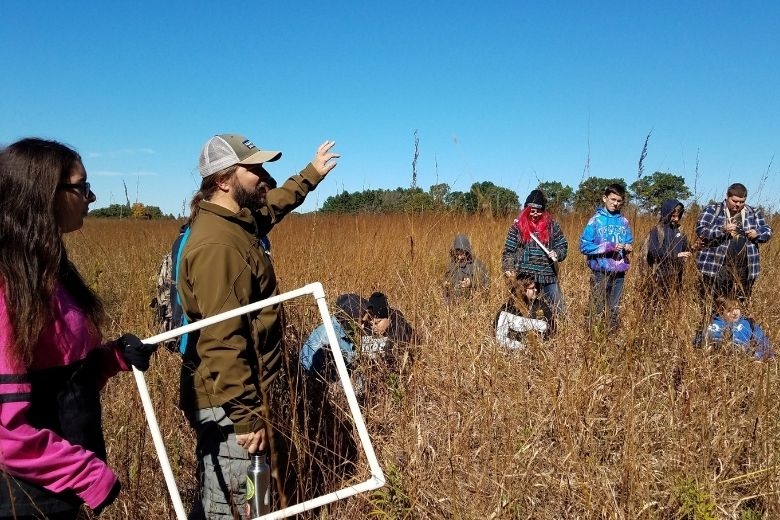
left=177, top=134, right=338, bottom=519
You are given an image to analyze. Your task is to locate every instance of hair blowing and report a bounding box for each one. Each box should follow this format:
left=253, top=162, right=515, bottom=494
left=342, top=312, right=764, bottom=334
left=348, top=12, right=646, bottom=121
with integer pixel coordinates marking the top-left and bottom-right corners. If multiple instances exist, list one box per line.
left=0, top=138, right=104, bottom=367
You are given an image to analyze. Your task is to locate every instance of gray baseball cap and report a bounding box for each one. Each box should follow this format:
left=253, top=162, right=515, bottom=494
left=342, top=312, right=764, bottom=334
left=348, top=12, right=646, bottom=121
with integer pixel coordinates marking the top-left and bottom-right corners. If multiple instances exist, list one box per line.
left=198, top=134, right=282, bottom=177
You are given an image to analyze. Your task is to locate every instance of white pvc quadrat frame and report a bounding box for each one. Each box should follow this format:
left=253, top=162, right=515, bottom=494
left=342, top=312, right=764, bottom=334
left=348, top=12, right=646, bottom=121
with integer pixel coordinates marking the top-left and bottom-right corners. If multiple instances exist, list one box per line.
left=133, top=282, right=385, bottom=520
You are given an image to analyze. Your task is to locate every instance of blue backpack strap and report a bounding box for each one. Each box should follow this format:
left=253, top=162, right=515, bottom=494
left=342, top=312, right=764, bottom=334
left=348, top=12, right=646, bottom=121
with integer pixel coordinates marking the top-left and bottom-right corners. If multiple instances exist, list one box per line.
left=174, top=225, right=191, bottom=354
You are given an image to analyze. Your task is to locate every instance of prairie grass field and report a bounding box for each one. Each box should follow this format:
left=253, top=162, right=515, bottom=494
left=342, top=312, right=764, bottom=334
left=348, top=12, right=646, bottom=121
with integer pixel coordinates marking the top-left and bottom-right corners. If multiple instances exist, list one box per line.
left=64, top=211, right=780, bottom=519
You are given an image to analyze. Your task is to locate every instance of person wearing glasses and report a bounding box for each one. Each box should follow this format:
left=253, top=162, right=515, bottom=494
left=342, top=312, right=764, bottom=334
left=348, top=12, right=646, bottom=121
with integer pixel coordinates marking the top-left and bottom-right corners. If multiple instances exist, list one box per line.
left=501, top=189, right=568, bottom=314
left=579, top=183, right=634, bottom=332
left=0, top=138, right=155, bottom=519
left=177, top=134, right=338, bottom=518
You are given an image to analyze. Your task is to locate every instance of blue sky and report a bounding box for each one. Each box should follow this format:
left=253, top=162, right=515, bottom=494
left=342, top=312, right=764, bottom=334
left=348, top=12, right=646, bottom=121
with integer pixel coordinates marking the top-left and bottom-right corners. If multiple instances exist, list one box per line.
left=2, top=1, right=779, bottom=216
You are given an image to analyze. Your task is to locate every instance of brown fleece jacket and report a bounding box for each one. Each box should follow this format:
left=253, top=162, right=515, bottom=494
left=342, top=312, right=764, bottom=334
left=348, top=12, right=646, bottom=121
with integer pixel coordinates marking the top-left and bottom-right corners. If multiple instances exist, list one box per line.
left=178, top=163, right=323, bottom=434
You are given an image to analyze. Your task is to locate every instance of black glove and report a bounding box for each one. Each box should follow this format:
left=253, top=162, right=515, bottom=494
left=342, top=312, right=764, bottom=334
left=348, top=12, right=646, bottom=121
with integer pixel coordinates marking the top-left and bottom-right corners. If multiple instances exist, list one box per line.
left=117, top=333, right=157, bottom=371
left=92, top=479, right=121, bottom=516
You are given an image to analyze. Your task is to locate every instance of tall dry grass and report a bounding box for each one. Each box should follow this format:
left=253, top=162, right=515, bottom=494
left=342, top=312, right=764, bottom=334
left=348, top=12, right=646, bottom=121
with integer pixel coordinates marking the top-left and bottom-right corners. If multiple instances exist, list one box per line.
left=62, top=211, right=780, bottom=519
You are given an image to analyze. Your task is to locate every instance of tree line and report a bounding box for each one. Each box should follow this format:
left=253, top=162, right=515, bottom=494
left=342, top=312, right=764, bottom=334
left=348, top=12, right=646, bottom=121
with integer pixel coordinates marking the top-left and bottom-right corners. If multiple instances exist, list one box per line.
left=320, top=171, right=693, bottom=215
left=89, top=202, right=175, bottom=220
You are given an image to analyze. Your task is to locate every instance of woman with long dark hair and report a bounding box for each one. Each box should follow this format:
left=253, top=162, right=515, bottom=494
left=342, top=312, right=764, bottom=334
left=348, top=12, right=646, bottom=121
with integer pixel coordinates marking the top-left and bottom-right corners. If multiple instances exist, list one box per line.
left=0, top=138, right=155, bottom=519
left=501, top=189, right=568, bottom=313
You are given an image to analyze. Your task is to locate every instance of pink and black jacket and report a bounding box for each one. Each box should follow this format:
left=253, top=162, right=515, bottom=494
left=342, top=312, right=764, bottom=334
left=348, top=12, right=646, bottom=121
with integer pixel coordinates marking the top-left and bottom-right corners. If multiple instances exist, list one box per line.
left=0, top=283, right=128, bottom=517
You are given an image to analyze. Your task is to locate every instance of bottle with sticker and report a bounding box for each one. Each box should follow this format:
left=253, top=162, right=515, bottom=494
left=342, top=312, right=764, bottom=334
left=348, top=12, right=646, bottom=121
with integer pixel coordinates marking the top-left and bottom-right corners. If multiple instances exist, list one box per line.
left=246, top=451, right=270, bottom=517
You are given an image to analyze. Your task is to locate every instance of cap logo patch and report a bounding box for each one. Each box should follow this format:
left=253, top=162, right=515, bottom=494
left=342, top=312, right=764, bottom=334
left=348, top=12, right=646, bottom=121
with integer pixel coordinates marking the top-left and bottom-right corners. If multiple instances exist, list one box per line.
left=242, top=139, right=257, bottom=150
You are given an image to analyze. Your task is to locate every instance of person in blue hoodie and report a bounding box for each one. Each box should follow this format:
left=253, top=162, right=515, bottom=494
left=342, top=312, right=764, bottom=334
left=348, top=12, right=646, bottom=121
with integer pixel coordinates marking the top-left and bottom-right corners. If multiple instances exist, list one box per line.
left=643, top=199, right=693, bottom=310
left=697, top=296, right=773, bottom=359
left=300, top=293, right=364, bottom=382
left=579, top=183, right=634, bottom=332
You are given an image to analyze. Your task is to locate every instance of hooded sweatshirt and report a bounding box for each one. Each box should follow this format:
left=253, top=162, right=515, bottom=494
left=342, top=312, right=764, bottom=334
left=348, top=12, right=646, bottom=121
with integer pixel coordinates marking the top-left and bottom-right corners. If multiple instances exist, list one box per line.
left=579, top=207, right=634, bottom=273
left=299, top=293, right=364, bottom=379
left=445, top=234, right=489, bottom=298
left=647, top=199, right=690, bottom=286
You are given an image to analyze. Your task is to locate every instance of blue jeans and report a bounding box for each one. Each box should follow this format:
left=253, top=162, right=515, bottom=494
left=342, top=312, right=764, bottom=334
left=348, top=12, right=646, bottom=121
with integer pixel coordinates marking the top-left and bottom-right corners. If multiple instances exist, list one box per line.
left=540, top=281, right=565, bottom=315
left=589, top=271, right=625, bottom=331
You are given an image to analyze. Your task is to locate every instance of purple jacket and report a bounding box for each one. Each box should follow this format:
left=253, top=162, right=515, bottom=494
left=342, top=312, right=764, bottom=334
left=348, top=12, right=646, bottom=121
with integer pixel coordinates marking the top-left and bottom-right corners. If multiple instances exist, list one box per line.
left=579, top=207, right=634, bottom=273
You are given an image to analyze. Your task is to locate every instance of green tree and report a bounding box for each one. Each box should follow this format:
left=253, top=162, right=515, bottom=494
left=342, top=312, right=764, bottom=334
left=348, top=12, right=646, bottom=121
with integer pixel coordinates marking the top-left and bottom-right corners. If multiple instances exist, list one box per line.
left=89, top=204, right=130, bottom=218
left=320, top=190, right=351, bottom=213
left=402, top=187, right=435, bottom=212
left=429, top=183, right=450, bottom=208
left=573, top=177, right=628, bottom=212
left=537, top=181, right=574, bottom=212
left=629, top=171, right=692, bottom=213
left=144, top=206, right=165, bottom=219
left=445, top=190, right=478, bottom=213
left=470, top=181, right=519, bottom=215
left=89, top=203, right=167, bottom=219
left=320, top=182, right=513, bottom=214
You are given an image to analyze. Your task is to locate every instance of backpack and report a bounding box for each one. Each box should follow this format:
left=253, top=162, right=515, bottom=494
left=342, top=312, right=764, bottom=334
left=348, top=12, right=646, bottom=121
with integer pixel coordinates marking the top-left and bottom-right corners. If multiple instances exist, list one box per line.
left=150, top=224, right=191, bottom=353
left=693, top=202, right=725, bottom=250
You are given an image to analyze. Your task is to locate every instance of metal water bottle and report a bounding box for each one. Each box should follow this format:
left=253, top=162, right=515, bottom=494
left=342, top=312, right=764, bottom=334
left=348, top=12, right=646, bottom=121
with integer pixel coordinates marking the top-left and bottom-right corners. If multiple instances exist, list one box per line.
left=246, top=451, right=270, bottom=517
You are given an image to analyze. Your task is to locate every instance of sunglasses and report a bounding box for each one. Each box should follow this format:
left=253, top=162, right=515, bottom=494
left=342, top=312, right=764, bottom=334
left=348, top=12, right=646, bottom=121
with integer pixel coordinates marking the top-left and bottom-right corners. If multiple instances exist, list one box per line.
left=58, top=181, right=91, bottom=198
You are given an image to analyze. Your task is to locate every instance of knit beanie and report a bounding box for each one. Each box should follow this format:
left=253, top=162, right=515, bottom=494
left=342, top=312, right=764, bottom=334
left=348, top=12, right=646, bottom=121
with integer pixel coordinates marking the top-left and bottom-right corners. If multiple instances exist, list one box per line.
left=367, top=292, right=390, bottom=319
left=524, top=189, right=547, bottom=210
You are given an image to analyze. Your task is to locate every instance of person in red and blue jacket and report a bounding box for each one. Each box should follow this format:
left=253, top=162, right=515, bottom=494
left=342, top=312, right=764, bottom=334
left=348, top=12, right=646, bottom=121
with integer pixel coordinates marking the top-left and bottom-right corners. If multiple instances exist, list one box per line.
left=579, top=183, right=634, bottom=332
left=0, top=139, right=154, bottom=519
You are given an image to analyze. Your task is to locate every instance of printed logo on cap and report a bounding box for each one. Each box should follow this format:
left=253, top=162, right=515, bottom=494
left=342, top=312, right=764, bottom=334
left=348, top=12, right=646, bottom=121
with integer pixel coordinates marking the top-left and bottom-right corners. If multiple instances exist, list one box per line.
left=242, top=139, right=257, bottom=150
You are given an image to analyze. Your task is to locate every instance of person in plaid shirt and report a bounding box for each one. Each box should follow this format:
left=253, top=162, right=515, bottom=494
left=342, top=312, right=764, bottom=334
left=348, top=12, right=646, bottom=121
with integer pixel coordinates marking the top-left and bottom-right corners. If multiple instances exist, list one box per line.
left=695, top=182, right=772, bottom=306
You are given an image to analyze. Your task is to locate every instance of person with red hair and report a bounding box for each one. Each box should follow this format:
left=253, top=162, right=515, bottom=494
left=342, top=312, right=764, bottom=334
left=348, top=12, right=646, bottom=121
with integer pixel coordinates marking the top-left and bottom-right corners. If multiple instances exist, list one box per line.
left=501, top=189, right=568, bottom=313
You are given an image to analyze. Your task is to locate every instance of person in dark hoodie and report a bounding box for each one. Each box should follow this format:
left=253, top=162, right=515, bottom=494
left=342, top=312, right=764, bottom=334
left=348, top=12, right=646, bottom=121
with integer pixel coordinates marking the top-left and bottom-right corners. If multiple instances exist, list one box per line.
left=360, top=292, right=415, bottom=371
left=642, top=199, right=692, bottom=310
left=444, top=234, right=490, bottom=302
left=317, top=291, right=414, bottom=407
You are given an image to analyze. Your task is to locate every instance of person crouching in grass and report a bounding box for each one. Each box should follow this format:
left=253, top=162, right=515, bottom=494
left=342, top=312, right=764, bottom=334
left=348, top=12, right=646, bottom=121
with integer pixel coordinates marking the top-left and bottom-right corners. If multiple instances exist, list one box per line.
left=697, top=296, right=774, bottom=360
left=495, top=276, right=555, bottom=350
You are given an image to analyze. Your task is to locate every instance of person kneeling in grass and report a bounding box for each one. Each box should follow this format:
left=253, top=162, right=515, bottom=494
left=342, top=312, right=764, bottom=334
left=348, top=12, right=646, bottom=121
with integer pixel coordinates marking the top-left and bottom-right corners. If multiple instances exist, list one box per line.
left=495, top=276, right=555, bottom=350
left=697, top=296, right=773, bottom=360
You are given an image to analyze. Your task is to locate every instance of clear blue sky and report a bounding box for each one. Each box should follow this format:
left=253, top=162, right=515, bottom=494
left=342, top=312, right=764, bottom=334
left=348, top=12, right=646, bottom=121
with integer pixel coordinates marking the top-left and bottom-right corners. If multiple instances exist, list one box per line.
left=3, top=1, right=779, bottom=216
